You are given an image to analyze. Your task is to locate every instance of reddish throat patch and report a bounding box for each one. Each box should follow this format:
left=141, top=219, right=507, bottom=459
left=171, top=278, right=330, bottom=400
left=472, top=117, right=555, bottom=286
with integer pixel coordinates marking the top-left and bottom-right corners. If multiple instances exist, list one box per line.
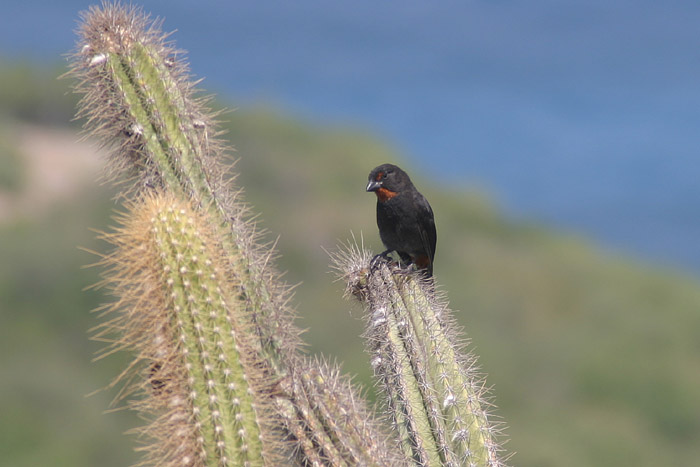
left=375, top=187, right=398, bottom=202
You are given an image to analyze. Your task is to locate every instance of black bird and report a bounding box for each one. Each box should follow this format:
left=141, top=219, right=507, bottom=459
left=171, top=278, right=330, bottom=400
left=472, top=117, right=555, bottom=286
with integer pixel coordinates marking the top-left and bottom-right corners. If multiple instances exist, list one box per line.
left=366, top=163, right=437, bottom=276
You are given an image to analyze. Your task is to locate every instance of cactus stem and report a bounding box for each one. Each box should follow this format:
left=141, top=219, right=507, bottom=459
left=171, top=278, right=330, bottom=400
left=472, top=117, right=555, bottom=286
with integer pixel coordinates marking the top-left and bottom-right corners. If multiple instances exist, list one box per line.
left=334, top=245, right=508, bottom=467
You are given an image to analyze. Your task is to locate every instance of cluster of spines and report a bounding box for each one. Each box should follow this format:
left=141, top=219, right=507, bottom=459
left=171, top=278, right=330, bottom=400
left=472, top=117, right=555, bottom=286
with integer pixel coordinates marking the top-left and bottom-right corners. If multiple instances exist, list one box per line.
left=334, top=247, right=508, bottom=467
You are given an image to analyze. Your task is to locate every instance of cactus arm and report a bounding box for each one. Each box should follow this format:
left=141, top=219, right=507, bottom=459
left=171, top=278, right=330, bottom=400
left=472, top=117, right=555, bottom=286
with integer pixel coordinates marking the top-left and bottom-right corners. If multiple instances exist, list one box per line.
left=93, top=193, right=270, bottom=466
left=335, top=246, right=507, bottom=467
left=73, top=3, right=293, bottom=379
left=367, top=264, right=444, bottom=465
left=398, top=275, right=498, bottom=465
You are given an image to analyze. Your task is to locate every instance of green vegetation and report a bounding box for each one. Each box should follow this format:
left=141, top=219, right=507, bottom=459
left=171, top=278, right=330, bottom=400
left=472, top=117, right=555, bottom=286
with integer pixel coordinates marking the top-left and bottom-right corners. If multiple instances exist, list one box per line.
left=0, top=123, right=25, bottom=192
left=0, top=60, right=77, bottom=125
left=2, top=32, right=700, bottom=467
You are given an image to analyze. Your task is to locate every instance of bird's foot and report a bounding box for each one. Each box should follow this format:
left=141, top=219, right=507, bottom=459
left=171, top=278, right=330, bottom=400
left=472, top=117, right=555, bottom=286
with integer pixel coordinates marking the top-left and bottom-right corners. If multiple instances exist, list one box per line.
left=370, top=251, right=419, bottom=277
left=370, top=250, right=392, bottom=272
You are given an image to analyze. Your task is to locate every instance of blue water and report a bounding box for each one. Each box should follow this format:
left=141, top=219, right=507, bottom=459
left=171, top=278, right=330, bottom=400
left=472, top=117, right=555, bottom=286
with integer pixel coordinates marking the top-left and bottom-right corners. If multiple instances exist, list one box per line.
left=3, top=0, right=700, bottom=272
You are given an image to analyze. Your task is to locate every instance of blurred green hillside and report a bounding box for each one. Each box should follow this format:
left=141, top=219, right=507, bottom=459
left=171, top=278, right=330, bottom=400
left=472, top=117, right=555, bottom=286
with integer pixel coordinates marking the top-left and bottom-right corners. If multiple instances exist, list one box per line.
left=1, top=62, right=700, bottom=467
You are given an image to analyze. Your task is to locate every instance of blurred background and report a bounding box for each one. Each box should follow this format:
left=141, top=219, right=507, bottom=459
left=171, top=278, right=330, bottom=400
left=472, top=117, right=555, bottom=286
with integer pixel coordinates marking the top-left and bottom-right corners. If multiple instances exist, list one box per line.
left=1, top=1, right=699, bottom=466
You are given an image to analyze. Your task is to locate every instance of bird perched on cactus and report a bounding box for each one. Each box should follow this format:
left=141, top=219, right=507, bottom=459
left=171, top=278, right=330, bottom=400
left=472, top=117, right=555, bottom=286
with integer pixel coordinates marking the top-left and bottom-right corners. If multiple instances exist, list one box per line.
left=366, top=163, right=437, bottom=276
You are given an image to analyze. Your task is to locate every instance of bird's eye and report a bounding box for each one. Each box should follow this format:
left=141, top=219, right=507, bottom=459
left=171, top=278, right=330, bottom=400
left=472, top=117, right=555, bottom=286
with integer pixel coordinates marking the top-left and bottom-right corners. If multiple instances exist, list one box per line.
left=382, top=172, right=388, bottom=179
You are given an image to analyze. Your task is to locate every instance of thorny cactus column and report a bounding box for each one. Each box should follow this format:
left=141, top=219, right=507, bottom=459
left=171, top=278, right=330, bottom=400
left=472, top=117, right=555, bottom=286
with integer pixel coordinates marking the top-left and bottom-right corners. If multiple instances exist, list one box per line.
left=93, top=194, right=271, bottom=466
left=335, top=246, right=507, bottom=467
left=73, top=2, right=297, bottom=375
left=73, top=3, right=403, bottom=466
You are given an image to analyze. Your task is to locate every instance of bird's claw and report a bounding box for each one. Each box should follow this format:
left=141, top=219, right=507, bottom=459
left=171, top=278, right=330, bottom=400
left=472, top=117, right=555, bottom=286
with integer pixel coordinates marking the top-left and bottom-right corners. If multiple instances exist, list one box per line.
left=370, top=251, right=418, bottom=277
left=370, top=250, right=393, bottom=272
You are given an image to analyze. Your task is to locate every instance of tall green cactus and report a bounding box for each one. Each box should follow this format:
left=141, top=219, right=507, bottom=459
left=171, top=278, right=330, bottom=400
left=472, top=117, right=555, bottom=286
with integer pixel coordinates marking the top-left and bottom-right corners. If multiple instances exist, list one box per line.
left=73, top=3, right=507, bottom=466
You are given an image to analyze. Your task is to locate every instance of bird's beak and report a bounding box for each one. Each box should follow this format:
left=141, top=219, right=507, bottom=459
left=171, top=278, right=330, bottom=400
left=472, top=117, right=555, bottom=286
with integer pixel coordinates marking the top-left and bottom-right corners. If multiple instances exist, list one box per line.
left=366, top=179, right=381, bottom=192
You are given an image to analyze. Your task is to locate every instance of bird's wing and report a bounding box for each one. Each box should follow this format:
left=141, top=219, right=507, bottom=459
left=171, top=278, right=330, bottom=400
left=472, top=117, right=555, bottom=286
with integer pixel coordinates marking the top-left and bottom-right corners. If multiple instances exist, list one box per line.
left=416, top=193, right=437, bottom=263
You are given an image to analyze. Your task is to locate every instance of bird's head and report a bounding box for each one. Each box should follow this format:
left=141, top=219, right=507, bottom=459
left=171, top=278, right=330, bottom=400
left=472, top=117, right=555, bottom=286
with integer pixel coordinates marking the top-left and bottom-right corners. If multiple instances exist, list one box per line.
left=366, top=164, right=411, bottom=200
